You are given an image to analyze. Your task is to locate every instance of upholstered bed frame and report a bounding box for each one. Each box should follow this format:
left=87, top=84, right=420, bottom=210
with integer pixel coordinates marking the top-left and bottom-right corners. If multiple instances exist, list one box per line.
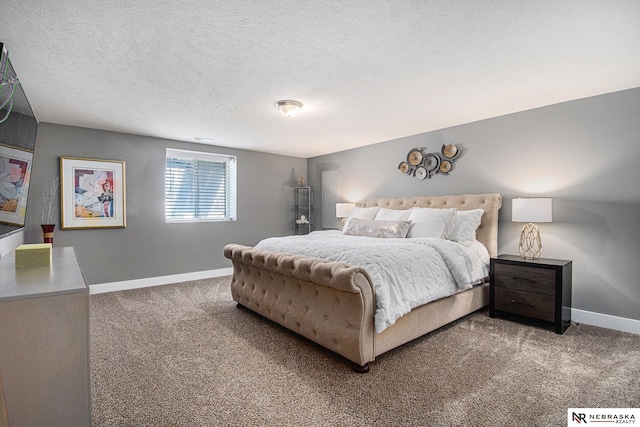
left=224, top=193, right=502, bottom=372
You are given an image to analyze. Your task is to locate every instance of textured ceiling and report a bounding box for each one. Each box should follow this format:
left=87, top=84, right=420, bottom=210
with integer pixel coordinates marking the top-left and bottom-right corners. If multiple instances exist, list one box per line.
left=2, top=1, right=639, bottom=158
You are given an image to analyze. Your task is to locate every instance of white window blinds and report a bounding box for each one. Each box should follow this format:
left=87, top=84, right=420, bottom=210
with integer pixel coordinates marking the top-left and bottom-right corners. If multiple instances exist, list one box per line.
left=165, top=148, right=237, bottom=222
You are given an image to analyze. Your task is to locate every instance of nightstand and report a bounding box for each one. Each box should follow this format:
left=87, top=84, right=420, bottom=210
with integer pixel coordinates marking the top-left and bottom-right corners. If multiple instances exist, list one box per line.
left=490, top=254, right=572, bottom=334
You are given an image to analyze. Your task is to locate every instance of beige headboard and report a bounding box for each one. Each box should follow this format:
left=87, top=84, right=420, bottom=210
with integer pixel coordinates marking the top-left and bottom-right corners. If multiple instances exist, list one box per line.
left=360, top=193, right=503, bottom=257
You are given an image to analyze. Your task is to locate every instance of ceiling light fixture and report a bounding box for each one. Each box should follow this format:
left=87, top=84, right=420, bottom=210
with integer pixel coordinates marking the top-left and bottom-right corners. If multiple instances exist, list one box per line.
left=275, top=100, right=303, bottom=118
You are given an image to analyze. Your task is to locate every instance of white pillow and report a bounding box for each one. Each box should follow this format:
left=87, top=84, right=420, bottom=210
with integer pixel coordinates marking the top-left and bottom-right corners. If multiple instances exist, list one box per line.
left=374, top=207, right=411, bottom=221
left=448, top=209, right=484, bottom=245
left=343, top=206, right=380, bottom=230
left=407, top=207, right=457, bottom=238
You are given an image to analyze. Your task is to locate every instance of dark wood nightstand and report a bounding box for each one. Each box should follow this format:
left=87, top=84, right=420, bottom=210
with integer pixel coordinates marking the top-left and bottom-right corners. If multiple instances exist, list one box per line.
left=490, top=254, right=572, bottom=334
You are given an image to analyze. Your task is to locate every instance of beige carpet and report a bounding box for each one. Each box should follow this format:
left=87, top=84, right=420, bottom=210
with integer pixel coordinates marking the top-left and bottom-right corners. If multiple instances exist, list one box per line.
left=90, top=277, right=640, bottom=426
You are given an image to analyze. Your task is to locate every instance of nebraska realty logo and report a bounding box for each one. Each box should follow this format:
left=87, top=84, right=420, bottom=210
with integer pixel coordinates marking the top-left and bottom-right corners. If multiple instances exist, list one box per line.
left=568, top=408, right=639, bottom=424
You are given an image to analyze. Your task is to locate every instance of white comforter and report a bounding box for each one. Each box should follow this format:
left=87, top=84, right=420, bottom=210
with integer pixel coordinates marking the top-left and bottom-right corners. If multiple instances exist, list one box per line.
left=254, top=231, right=490, bottom=333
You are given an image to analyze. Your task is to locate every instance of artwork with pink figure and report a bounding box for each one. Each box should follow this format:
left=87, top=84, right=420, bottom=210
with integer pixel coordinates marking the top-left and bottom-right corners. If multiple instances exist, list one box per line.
left=73, top=168, right=115, bottom=218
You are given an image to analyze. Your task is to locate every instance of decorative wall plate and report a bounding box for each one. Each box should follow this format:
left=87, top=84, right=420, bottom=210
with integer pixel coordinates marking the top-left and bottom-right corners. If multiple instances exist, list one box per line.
left=407, top=148, right=423, bottom=166
left=424, top=153, right=440, bottom=173
left=414, top=166, right=427, bottom=180
left=441, top=144, right=459, bottom=159
left=439, top=160, right=452, bottom=174
left=398, top=161, right=411, bottom=174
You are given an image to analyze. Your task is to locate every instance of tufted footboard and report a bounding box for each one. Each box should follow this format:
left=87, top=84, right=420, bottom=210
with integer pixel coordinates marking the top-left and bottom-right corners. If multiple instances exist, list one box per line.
left=223, top=244, right=377, bottom=368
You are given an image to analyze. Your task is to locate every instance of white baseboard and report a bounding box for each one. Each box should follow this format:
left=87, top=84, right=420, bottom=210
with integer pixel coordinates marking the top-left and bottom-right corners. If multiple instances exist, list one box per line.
left=572, top=308, right=640, bottom=335
left=89, top=267, right=234, bottom=295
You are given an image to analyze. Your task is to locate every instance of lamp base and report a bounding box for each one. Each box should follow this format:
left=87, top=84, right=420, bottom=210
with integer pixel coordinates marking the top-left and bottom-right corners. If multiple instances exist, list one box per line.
left=519, top=223, right=542, bottom=260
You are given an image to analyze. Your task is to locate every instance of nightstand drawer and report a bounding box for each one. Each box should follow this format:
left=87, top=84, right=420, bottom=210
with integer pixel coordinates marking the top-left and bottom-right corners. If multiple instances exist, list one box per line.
left=493, top=263, right=555, bottom=295
left=494, top=288, right=555, bottom=322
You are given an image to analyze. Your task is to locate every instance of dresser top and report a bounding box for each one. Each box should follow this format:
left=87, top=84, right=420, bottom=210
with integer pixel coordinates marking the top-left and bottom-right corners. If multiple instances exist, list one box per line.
left=0, top=247, right=86, bottom=301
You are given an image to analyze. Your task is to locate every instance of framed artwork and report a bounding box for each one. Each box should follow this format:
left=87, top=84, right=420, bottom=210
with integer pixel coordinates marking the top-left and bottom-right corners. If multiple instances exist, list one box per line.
left=0, top=143, right=33, bottom=226
left=60, top=157, right=126, bottom=229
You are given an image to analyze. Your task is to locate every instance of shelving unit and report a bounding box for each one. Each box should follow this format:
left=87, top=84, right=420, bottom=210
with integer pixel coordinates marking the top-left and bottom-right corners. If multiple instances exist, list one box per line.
left=294, top=186, right=314, bottom=235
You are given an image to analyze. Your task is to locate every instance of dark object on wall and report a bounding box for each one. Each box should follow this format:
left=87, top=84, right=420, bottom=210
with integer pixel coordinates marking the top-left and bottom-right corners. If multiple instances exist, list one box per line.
left=397, top=144, right=461, bottom=180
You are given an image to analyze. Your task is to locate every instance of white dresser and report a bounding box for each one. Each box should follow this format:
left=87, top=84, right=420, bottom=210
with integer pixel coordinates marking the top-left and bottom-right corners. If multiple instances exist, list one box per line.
left=0, top=247, right=91, bottom=426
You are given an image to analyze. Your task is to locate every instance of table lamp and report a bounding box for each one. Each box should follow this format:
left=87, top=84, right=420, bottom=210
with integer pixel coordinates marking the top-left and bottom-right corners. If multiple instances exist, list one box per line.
left=336, top=203, right=356, bottom=230
left=512, top=198, right=552, bottom=259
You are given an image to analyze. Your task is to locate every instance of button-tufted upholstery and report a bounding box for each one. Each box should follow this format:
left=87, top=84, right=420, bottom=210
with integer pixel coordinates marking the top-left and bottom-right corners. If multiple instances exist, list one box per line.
left=224, top=193, right=501, bottom=370
left=360, top=193, right=502, bottom=257
left=224, top=244, right=376, bottom=366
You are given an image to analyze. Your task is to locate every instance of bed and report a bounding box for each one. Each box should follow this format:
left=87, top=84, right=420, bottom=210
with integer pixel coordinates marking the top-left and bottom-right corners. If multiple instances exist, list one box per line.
left=223, top=193, right=502, bottom=372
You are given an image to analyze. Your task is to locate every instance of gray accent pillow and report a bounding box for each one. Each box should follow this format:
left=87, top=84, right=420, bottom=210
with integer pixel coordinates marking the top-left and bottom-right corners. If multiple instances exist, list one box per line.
left=343, top=218, right=412, bottom=238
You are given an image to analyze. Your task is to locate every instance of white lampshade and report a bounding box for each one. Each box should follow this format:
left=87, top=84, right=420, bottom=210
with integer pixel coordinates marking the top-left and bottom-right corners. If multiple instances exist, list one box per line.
left=336, top=203, right=356, bottom=218
left=512, top=198, right=552, bottom=223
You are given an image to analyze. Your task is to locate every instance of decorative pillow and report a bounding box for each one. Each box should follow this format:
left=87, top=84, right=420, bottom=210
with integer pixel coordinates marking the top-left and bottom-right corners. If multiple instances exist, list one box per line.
left=343, top=218, right=412, bottom=238
left=374, top=207, right=411, bottom=221
left=447, top=209, right=484, bottom=245
left=343, top=206, right=380, bottom=230
left=407, top=207, right=457, bottom=238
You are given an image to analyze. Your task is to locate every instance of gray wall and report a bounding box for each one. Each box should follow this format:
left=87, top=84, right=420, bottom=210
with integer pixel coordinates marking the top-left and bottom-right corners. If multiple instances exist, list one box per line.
left=18, top=89, right=640, bottom=321
left=308, top=88, right=640, bottom=321
left=25, top=123, right=306, bottom=285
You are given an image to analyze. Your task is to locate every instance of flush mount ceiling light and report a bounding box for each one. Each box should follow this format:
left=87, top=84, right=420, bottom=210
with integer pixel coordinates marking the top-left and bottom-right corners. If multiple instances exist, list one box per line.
left=275, top=100, right=303, bottom=118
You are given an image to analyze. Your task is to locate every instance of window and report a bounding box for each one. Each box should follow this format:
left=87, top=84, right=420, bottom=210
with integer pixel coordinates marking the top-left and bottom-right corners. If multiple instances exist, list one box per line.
left=165, top=148, right=236, bottom=222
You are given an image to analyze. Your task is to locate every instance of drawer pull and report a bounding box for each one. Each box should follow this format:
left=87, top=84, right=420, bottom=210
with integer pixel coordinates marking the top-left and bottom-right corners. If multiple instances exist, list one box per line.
left=512, top=276, right=536, bottom=283
left=511, top=299, right=535, bottom=308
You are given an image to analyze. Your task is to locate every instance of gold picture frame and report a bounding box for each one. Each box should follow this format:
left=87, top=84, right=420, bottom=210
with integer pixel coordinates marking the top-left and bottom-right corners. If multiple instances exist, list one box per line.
left=60, top=157, right=126, bottom=229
